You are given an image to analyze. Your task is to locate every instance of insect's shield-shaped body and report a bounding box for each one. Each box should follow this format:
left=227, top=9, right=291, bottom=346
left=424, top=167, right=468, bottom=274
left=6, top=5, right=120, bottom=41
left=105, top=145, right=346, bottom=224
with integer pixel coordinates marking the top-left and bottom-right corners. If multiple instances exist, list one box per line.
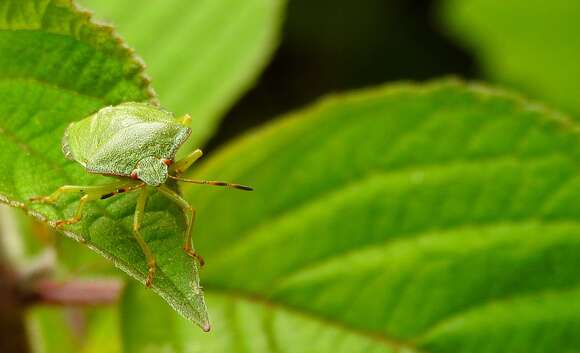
left=31, top=101, right=251, bottom=329
left=62, top=102, right=191, bottom=185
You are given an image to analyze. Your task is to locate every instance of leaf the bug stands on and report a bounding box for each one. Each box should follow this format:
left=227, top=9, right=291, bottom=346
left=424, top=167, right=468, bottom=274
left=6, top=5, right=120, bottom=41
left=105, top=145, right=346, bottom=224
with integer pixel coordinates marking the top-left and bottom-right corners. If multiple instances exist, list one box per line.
left=0, top=0, right=209, bottom=330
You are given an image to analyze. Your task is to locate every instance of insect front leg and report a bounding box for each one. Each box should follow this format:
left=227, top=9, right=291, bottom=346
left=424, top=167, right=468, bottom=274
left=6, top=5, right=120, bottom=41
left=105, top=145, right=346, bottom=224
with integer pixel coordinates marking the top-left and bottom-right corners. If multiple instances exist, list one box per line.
left=176, top=113, right=192, bottom=127
left=133, top=187, right=157, bottom=288
left=169, top=148, right=203, bottom=175
left=157, top=185, right=204, bottom=267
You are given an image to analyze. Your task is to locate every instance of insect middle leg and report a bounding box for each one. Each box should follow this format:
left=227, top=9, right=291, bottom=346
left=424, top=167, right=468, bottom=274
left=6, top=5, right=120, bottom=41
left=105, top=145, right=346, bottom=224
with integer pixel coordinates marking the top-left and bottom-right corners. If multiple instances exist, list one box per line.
left=157, top=185, right=204, bottom=266
left=133, top=187, right=157, bottom=287
left=30, top=182, right=141, bottom=227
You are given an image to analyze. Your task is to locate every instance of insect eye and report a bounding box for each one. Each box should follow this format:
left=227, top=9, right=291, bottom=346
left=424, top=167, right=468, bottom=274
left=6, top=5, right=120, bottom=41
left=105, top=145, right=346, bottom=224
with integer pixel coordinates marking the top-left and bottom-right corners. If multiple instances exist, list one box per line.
left=162, top=159, right=173, bottom=166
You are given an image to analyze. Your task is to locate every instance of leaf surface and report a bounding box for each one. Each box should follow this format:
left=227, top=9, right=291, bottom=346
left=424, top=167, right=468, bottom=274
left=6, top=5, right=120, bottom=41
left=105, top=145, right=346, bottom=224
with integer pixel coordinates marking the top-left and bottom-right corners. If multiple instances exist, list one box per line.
left=441, top=0, right=580, bottom=117
left=0, top=0, right=208, bottom=329
left=124, top=80, right=580, bottom=352
left=80, top=0, right=286, bottom=146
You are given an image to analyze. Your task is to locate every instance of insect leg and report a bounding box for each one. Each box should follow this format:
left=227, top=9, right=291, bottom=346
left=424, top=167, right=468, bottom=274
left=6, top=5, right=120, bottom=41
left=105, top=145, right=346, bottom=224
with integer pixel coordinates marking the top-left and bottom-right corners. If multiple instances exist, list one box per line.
left=29, top=182, right=139, bottom=204
left=176, top=114, right=192, bottom=127
left=133, top=187, right=157, bottom=288
left=29, top=185, right=101, bottom=204
left=31, top=182, right=142, bottom=227
left=169, top=148, right=203, bottom=175
left=53, top=193, right=92, bottom=227
left=157, top=185, right=204, bottom=266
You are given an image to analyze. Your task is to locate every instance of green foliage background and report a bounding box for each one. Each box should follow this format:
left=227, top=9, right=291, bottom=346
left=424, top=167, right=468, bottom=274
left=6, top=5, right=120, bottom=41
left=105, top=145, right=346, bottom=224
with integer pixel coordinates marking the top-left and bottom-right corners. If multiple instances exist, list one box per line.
left=80, top=0, right=285, bottom=146
left=1, top=0, right=580, bottom=353
left=441, top=0, right=580, bottom=117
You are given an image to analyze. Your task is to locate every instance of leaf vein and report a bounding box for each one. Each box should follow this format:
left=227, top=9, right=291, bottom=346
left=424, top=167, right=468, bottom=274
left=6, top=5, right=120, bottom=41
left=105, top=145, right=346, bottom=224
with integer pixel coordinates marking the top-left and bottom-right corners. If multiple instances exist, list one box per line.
left=209, top=288, right=430, bottom=353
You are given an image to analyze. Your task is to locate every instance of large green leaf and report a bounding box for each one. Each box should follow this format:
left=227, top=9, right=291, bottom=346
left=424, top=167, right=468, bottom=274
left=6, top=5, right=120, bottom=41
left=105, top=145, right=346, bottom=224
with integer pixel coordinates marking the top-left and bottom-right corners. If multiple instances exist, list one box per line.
left=80, top=0, right=286, bottom=146
left=0, top=0, right=209, bottom=329
left=123, top=80, right=580, bottom=352
left=441, top=0, right=580, bottom=117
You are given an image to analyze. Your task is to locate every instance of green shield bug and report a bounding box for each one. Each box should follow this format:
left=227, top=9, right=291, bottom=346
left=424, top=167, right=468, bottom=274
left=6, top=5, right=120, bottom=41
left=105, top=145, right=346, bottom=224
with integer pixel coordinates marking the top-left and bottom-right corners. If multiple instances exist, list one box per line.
left=30, top=102, right=252, bottom=288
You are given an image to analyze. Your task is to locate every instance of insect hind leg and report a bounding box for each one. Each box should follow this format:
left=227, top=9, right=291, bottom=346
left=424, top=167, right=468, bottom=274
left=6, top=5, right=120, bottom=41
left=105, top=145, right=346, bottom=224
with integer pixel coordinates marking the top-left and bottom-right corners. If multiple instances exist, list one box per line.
left=53, top=193, right=91, bottom=227
left=158, top=185, right=205, bottom=267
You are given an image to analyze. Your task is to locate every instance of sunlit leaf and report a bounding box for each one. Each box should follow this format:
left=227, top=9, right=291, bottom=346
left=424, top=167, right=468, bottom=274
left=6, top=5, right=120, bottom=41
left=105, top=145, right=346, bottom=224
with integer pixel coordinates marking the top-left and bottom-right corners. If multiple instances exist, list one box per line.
left=123, top=80, right=580, bottom=352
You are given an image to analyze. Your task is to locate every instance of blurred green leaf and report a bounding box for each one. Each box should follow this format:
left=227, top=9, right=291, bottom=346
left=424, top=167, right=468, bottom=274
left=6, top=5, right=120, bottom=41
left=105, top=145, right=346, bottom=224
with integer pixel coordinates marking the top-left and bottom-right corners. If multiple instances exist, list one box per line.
left=26, top=307, right=121, bottom=353
left=441, top=0, right=580, bottom=117
left=120, top=283, right=184, bottom=353
left=80, top=0, right=286, bottom=146
left=0, top=0, right=208, bottom=329
left=26, top=308, right=77, bottom=353
left=123, top=80, right=580, bottom=352
left=81, top=309, right=122, bottom=353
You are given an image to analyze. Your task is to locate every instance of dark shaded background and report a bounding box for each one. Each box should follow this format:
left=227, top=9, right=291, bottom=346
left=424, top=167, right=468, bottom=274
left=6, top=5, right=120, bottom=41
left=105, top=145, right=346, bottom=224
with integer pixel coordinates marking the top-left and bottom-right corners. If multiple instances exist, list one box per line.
left=1, top=1, right=476, bottom=352
left=206, top=0, right=475, bottom=151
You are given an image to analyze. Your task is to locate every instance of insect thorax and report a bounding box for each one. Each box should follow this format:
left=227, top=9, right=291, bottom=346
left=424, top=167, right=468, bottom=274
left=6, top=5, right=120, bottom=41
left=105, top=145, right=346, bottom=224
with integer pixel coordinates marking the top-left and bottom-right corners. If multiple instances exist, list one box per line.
left=134, top=156, right=169, bottom=186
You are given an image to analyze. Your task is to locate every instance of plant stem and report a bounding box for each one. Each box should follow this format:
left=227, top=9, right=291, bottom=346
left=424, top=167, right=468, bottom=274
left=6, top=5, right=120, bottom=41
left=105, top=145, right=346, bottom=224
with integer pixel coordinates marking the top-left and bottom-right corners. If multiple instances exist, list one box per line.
left=22, top=279, right=123, bottom=307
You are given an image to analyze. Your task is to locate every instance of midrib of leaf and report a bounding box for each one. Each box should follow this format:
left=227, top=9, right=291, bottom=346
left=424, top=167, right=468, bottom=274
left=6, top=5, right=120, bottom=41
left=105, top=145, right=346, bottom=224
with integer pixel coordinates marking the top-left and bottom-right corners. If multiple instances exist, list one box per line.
left=198, top=218, right=580, bottom=353
left=205, top=216, right=580, bottom=334
left=204, top=284, right=580, bottom=353
left=207, top=289, right=427, bottom=353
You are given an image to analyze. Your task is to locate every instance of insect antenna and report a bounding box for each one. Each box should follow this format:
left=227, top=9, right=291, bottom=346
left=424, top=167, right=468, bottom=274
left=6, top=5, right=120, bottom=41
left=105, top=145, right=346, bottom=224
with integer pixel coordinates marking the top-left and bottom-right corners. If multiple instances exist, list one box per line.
left=169, top=175, right=253, bottom=191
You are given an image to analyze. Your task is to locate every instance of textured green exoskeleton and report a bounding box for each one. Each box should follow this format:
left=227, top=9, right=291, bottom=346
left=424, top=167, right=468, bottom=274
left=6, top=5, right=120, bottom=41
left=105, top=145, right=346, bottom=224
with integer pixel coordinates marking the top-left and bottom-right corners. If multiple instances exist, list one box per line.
left=31, top=102, right=252, bottom=290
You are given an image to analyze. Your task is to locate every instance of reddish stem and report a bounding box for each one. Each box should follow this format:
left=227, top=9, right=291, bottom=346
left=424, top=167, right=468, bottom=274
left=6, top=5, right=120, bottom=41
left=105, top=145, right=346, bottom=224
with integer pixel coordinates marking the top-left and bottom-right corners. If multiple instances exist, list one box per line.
left=24, top=279, right=123, bottom=306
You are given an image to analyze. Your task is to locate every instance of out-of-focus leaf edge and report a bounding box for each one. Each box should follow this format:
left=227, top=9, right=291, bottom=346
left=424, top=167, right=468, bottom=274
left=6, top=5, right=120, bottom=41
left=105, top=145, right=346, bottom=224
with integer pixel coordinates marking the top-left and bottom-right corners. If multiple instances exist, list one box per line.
left=187, top=77, right=577, bottom=184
